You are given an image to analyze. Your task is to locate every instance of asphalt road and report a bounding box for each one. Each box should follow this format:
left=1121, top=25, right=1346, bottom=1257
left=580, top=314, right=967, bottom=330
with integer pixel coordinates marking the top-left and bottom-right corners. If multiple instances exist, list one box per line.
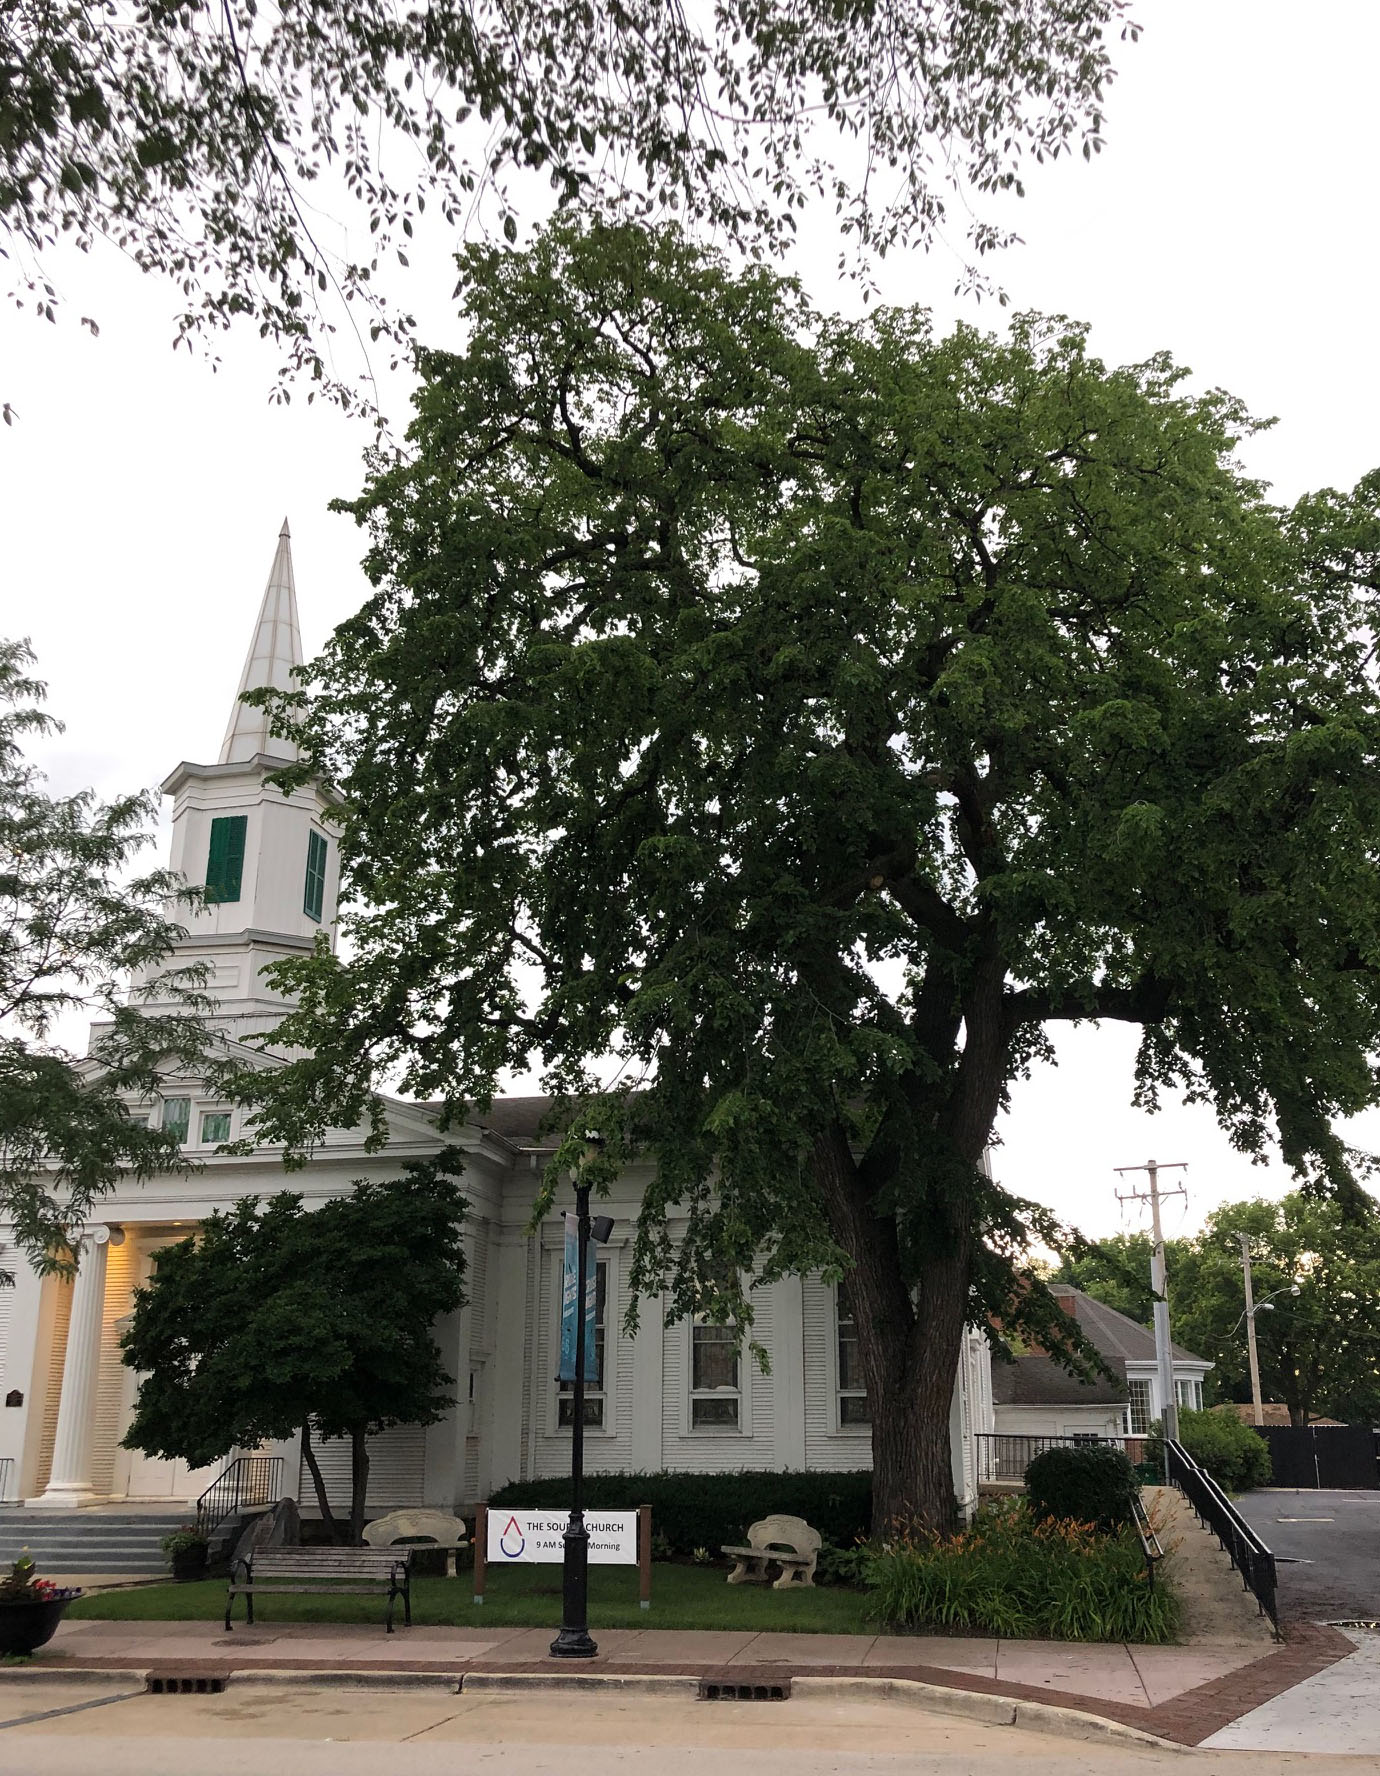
left=0, top=1684, right=1373, bottom=1776
left=1234, top=1488, right=1380, bottom=1622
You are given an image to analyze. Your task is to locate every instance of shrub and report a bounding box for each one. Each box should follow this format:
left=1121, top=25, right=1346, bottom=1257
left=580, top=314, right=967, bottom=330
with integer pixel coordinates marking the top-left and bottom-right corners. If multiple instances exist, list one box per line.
left=1024, top=1444, right=1137, bottom=1533
left=487, top=1469, right=872, bottom=1558
left=1177, top=1407, right=1272, bottom=1492
left=866, top=1500, right=1178, bottom=1643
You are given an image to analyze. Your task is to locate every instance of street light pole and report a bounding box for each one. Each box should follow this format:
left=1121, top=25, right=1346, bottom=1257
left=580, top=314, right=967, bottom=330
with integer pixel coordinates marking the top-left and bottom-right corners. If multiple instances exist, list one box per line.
left=551, top=1172, right=596, bottom=1659
left=1240, top=1232, right=1265, bottom=1428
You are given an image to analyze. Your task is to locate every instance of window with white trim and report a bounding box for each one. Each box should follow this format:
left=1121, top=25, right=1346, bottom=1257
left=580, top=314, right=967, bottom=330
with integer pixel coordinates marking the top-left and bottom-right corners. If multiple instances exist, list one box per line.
left=1175, top=1376, right=1202, bottom=1412
left=557, top=1258, right=607, bottom=1429
left=691, top=1278, right=740, bottom=1428
left=160, top=1097, right=191, bottom=1144
left=1128, top=1377, right=1153, bottom=1434
left=836, top=1284, right=869, bottom=1425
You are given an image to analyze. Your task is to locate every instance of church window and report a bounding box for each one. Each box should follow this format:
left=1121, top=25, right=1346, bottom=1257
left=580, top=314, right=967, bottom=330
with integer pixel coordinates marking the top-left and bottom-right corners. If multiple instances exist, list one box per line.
left=691, top=1278, right=740, bottom=1428
left=160, top=1098, right=191, bottom=1143
left=201, top=1111, right=232, bottom=1144
left=836, top=1284, right=870, bottom=1426
left=206, top=815, right=247, bottom=904
left=557, top=1258, right=608, bottom=1428
left=304, top=829, right=328, bottom=922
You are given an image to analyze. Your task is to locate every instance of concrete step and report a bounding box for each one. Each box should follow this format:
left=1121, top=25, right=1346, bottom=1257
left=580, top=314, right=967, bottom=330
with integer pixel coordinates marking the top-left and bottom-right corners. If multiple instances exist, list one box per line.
left=0, top=1508, right=189, bottom=1574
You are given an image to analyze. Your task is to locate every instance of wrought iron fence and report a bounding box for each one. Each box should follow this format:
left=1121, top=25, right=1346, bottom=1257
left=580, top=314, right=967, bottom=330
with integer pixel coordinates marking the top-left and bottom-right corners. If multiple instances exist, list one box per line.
left=196, top=1454, right=284, bottom=1543
left=975, top=1432, right=1151, bottom=1484
left=1163, top=1437, right=1278, bottom=1630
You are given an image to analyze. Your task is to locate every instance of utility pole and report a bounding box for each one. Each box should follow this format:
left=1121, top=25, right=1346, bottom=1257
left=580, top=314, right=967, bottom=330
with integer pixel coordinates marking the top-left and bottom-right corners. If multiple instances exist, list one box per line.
left=1239, top=1232, right=1265, bottom=1428
left=1115, top=1158, right=1188, bottom=1448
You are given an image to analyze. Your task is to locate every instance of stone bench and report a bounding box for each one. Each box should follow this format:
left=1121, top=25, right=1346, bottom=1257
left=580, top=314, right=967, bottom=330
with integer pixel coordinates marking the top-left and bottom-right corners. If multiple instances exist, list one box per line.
left=362, top=1509, right=469, bottom=1577
left=721, top=1513, right=821, bottom=1589
left=225, top=1547, right=413, bottom=1632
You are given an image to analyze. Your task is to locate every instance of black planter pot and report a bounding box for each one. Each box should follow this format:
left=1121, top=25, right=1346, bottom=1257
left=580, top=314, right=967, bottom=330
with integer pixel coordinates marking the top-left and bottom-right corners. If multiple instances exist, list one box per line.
left=170, top=1546, right=208, bottom=1583
left=0, top=1591, right=80, bottom=1657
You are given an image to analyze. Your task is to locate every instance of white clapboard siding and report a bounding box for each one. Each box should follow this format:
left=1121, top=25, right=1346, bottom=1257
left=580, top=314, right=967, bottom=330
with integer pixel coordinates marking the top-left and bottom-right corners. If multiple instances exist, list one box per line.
left=299, top=1422, right=428, bottom=1507
left=32, top=1280, right=74, bottom=1496
left=803, top=1275, right=871, bottom=1470
left=659, top=1274, right=779, bottom=1472
left=88, top=1239, right=138, bottom=1496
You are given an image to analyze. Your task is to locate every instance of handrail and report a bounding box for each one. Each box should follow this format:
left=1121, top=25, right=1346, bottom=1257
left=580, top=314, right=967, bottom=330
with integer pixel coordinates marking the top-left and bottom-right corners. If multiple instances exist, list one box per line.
left=1161, top=1437, right=1278, bottom=1631
left=1129, top=1489, right=1165, bottom=1588
left=195, top=1453, right=284, bottom=1544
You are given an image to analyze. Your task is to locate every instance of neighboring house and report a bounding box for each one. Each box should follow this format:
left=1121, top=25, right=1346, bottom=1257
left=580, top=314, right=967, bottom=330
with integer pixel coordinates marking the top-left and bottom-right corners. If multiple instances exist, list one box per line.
left=0, top=526, right=994, bottom=1519
left=992, top=1285, right=1212, bottom=1441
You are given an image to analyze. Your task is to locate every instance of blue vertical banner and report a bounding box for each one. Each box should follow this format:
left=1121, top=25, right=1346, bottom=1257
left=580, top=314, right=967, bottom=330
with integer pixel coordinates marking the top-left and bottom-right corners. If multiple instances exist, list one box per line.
left=558, top=1212, right=599, bottom=1385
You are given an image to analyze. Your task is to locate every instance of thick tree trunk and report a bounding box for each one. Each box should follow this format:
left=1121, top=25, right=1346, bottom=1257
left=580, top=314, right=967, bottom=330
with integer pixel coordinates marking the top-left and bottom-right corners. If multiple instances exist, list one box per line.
left=299, top=1423, right=339, bottom=1542
left=349, top=1426, right=370, bottom=1547
left=813, top=1127, right=970, bottom=1537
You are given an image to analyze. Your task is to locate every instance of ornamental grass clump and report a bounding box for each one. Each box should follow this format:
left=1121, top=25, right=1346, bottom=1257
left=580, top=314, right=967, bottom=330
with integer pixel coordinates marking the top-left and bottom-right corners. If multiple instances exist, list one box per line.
left=866, top=1500, right=1178, bottom=1643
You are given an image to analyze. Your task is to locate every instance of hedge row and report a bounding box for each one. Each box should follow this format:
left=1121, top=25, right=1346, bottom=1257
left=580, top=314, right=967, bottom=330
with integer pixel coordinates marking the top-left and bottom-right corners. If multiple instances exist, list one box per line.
left=487, top=1470, right=873, bottom=1556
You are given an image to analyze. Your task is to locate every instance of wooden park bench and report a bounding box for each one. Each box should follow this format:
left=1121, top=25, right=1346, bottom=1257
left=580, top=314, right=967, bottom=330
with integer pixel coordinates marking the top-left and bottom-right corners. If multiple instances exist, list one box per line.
left=224, top=1546, right=413, bottom=1632
left=362, top=1508, right=469, bottom=1577
left=721, top=1514, right=822, bottom=1589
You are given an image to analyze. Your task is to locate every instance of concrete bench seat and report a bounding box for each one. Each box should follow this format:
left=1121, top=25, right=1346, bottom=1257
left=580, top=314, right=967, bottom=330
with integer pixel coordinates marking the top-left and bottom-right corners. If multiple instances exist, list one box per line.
left=722, top=1513, right=821, bottom=1589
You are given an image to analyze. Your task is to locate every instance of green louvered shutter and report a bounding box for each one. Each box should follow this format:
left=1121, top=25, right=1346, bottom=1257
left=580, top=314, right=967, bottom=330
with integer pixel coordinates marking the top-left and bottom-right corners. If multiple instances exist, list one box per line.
left=303, top=829, right=327, bottom=921
left=206, top=815, right=247, bottom=903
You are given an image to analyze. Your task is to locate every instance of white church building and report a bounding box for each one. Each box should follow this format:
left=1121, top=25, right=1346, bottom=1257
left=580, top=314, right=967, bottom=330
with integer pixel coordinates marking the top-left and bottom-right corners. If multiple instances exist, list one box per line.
left=0, top=527, right=996, bottom=1522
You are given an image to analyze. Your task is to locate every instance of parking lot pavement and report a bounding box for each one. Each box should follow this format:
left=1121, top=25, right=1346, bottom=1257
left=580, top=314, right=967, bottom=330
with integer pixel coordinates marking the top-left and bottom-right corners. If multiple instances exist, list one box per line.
left=1233, top=1489, right=1380, bottom=1623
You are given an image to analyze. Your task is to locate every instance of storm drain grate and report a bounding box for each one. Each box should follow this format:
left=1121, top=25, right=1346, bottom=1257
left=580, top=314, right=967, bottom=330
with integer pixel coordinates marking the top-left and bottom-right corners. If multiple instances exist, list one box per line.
left=1329, top=1620, right=1380, bottom=1631
left=147, top=1676, right=227, bottom=1695
left=699, top=1681, right=790, bottom=1702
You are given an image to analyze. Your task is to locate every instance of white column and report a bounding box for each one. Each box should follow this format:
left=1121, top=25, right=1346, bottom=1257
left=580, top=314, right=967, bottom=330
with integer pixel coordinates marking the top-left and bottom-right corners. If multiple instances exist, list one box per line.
left=36, top=1226, right=124, bottom=1508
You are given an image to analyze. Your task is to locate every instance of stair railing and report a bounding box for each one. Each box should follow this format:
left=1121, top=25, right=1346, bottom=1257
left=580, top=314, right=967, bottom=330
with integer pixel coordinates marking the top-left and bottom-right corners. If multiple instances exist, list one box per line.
left=1162, top=1436, right=1278, bottom=1630
left=195, top=1454, right=284, bottom=1544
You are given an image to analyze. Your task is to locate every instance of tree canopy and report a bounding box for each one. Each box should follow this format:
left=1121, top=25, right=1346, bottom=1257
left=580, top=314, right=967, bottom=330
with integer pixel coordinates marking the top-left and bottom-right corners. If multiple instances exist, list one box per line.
left=120, top=1153, right=466, bottom=1542
left=0, top=638, right=215, bottom=1268
left=233, top=220, right=1380, bottom=1529
left=2, top=1, right=1135, bottom=412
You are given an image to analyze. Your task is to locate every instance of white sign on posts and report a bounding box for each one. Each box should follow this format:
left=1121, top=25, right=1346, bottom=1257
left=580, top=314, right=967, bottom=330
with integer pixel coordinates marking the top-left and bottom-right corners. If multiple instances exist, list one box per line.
left=486, top=1509, right=638, bottom=1565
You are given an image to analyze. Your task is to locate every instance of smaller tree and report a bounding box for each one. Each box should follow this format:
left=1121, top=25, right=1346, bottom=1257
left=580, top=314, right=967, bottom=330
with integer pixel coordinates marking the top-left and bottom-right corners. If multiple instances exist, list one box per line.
left=121, top=1152, right=466, bottom=1543
left=1, top=638, right=215, bottom=1268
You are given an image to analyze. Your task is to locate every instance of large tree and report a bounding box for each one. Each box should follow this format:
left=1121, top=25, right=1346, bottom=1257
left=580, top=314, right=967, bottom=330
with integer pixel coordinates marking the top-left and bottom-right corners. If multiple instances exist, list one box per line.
left=121, top=1154, right=466, bottom=1544
left=1170, top=1196, right=1380, bottom=1427
left=2, top=1, right=1134, bottom=412
left=0, top=638, right=214, bottom=1268
left=232, top=221, right=1380, bottom=1532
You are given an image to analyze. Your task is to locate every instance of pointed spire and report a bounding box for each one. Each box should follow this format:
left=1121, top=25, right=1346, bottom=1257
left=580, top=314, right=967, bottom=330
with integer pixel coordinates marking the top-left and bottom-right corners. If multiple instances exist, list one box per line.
left=219, top=520, right=304, bottom=765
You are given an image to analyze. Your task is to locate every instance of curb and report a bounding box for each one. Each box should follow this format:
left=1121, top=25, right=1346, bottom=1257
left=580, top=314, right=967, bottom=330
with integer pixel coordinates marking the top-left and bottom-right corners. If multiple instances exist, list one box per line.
left=792, top=1676, right=1189, bottom=1751
left=232, top=1668, right=461, bottom=1692
left=0, top=1666, right=149, bottom=1686
left=462, top=1672, right=701, bottom=1697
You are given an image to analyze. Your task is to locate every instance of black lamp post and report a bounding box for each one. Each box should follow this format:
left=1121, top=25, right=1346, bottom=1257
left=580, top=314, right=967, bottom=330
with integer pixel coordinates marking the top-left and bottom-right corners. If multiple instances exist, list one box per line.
left=550, top=1135, right=613, bottom=1659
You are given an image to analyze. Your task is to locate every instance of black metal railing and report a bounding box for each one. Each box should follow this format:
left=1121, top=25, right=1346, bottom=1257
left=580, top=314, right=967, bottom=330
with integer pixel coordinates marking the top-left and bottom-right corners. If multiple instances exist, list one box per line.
left=975, top=1432, right=1152, bottom=1484
left=196, top=1454, right=284, bottom=1543
left=1162, top=1437, right=1278, bottom=1630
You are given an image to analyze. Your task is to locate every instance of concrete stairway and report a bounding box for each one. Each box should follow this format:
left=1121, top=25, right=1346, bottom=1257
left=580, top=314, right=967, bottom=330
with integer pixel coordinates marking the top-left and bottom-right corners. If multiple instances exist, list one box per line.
left=0, top=1508, right=188, bottom=1576
left=1143, top=1484, right=1276, bottom=1645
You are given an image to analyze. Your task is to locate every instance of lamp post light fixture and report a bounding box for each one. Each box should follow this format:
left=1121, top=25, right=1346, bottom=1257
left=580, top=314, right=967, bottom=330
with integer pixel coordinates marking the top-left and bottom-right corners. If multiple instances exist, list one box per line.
left=550, top=1132, right=614, bottom=1660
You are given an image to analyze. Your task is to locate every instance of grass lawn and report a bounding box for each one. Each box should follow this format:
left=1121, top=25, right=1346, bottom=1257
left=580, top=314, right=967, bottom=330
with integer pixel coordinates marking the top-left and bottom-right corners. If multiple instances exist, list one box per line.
left=67, top=1562, right=876, bottom=1633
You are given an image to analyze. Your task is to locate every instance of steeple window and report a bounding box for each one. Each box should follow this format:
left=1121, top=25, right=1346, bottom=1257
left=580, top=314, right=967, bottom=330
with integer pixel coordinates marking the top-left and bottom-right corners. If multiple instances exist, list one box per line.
left=304, top=829, right=328, bottom=922
left=205, top=815, right=247, bottom=904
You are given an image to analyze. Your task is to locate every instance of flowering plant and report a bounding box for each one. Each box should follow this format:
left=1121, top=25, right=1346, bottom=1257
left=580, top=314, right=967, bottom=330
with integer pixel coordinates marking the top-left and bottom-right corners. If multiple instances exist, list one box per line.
left=0, top=1553, right=62, bottom=1602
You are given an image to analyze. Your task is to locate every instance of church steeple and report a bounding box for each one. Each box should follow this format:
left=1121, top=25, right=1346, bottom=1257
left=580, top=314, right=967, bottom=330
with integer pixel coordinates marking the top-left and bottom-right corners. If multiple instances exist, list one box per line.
left=138, top=521, right=340, bottom=1042
left=219, top=519, right=303, bottom=765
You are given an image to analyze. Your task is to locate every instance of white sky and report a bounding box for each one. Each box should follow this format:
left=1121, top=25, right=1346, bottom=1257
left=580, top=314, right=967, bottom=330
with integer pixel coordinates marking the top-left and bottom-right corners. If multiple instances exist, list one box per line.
left=2, top=0, right=1378, bottom=1239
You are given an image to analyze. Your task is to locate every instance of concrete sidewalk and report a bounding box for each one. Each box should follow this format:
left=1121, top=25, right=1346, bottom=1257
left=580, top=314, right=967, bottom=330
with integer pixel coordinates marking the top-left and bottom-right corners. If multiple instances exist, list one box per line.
left=8, top=1615, right=1354, bottom=1748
